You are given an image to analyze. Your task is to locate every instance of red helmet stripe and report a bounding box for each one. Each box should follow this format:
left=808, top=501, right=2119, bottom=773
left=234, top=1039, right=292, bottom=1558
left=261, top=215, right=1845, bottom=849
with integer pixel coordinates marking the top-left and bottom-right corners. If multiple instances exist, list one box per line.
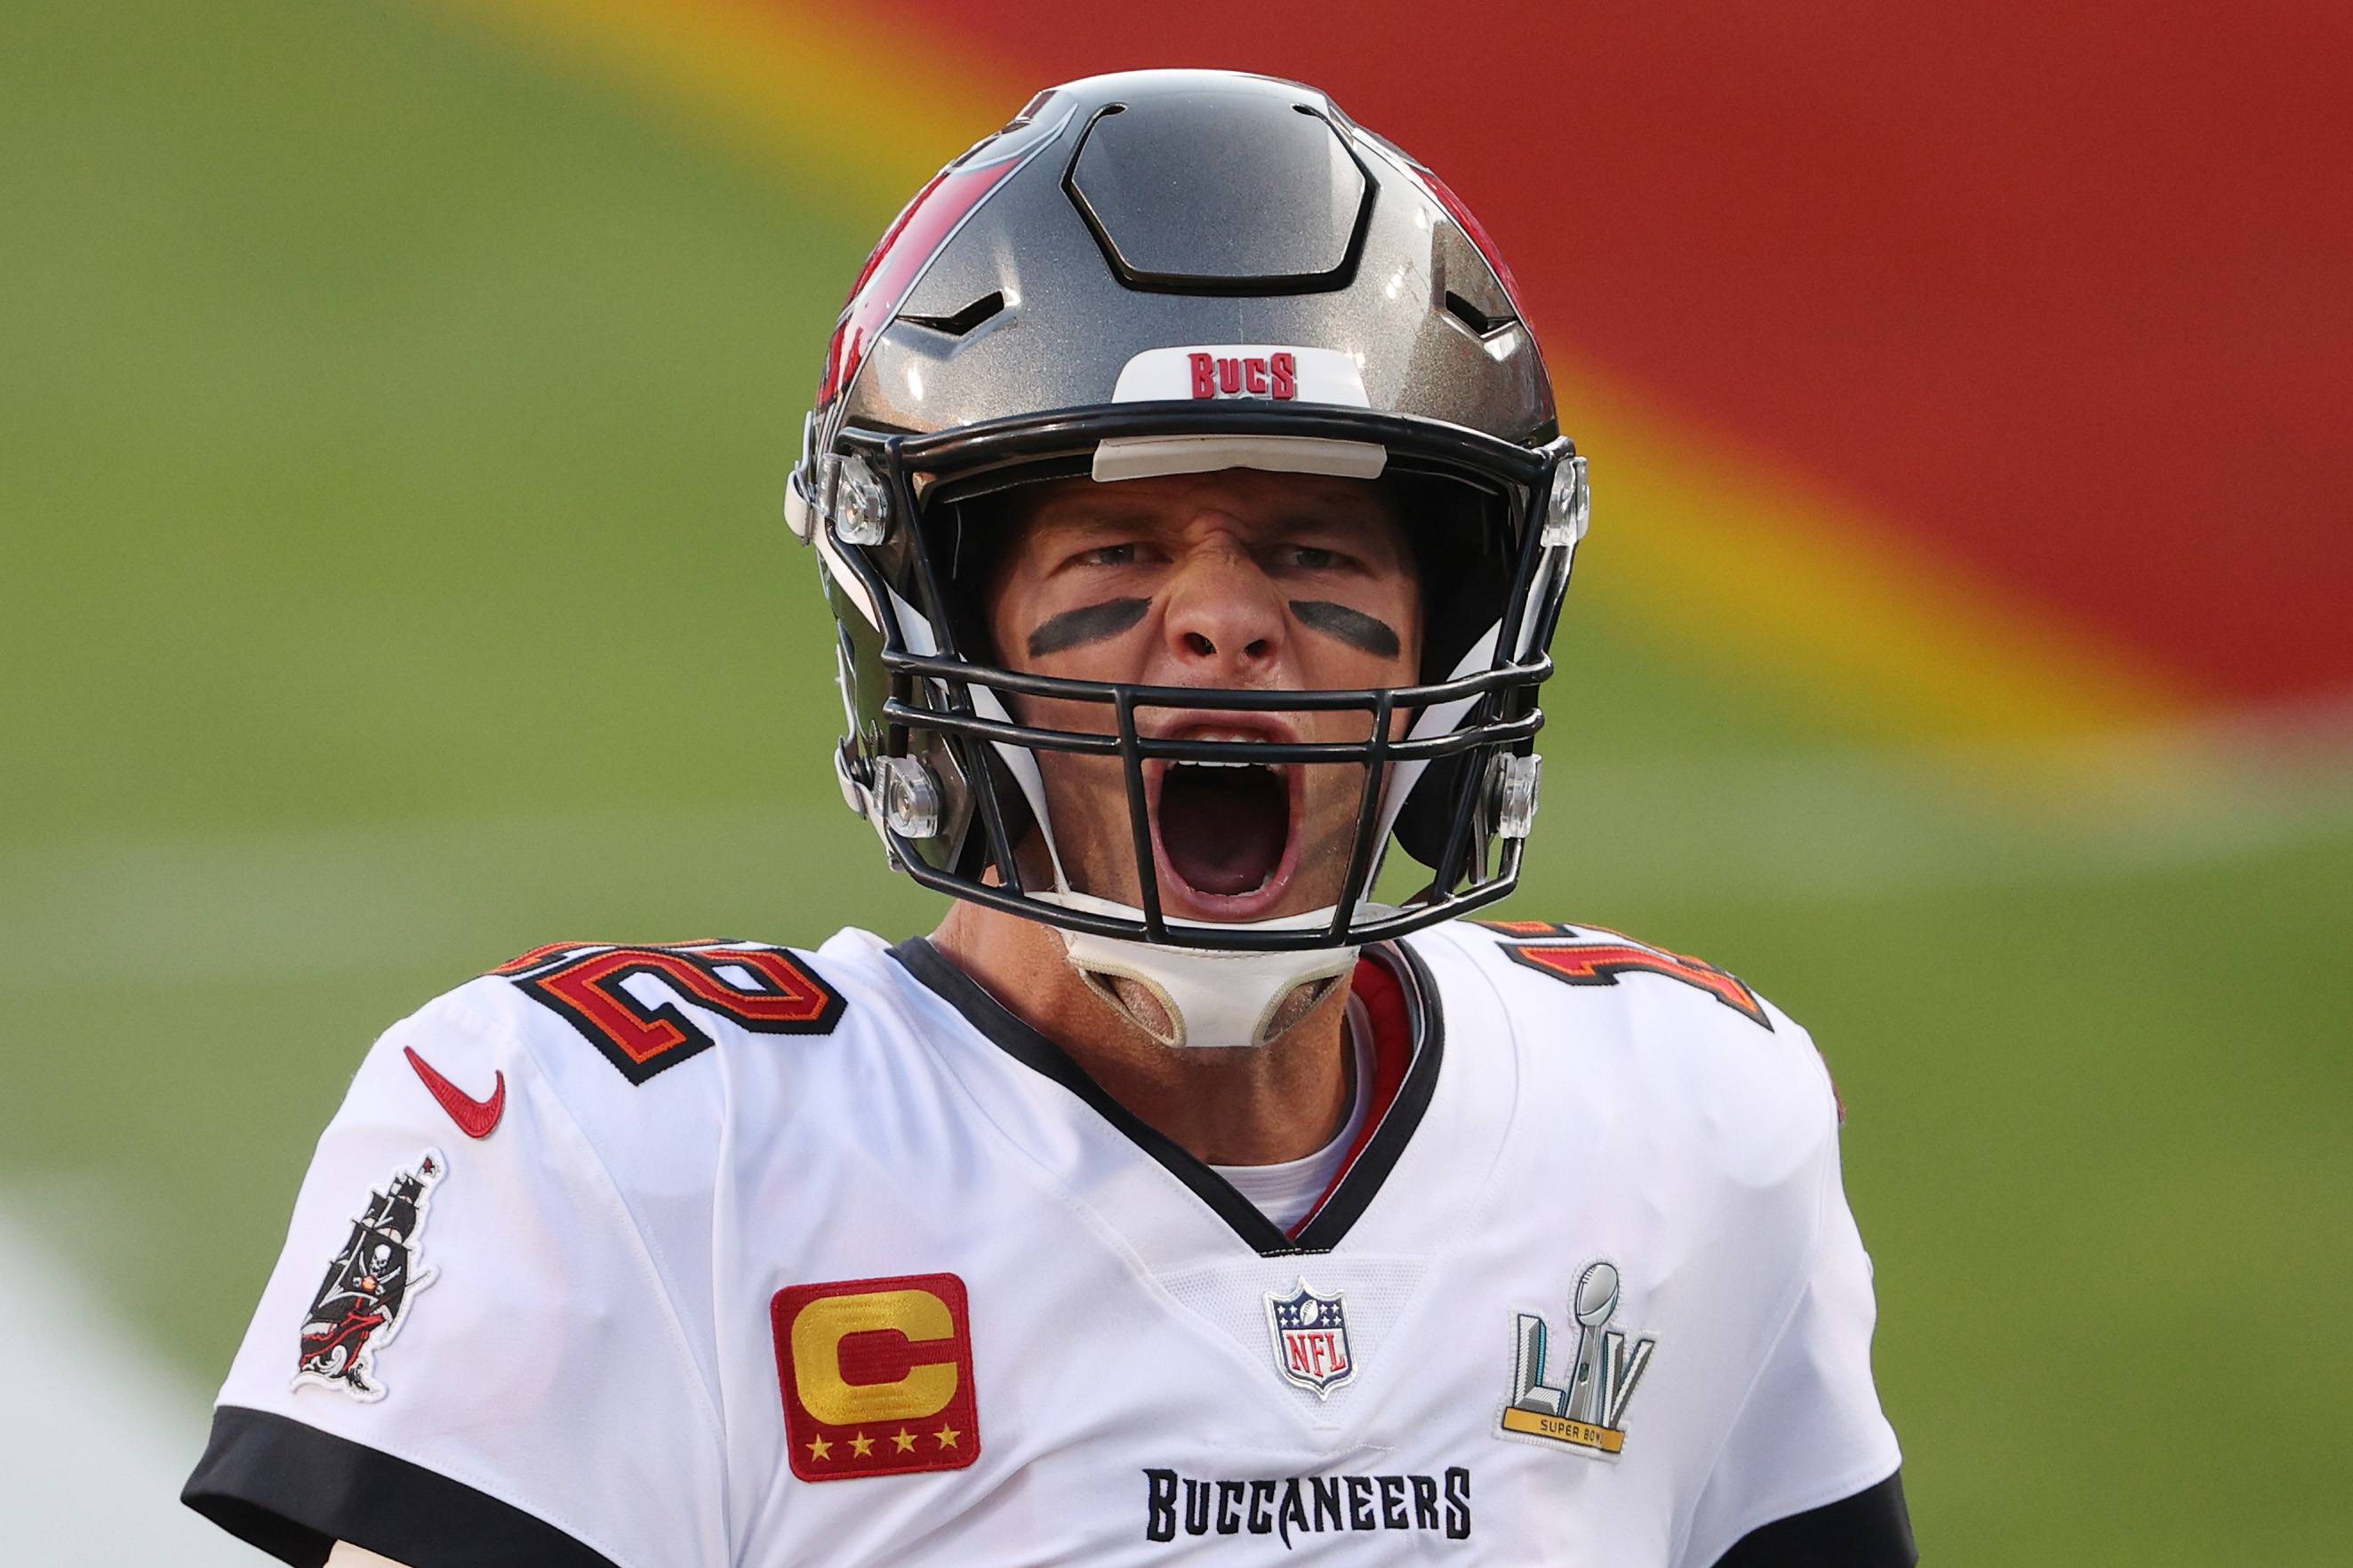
left=1412, top=164, right=1525, bottom=314
left=819, top=156, right=1020, bottom=407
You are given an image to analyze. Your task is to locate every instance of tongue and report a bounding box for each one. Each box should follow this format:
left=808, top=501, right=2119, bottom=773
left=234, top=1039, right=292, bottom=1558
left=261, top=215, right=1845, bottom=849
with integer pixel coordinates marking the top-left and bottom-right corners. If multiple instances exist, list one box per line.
left=1158, top=766, right=1287, bottom=896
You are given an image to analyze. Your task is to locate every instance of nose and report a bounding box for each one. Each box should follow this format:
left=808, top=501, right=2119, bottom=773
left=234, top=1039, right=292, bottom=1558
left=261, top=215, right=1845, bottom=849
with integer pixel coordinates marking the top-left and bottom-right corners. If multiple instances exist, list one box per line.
left=1158, top=535, right=1285, bottom=680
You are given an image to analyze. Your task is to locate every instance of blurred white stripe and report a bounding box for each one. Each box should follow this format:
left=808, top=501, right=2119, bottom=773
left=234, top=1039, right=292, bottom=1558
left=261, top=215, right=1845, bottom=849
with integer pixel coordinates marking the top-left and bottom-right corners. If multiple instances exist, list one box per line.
left=0, top=1208, right=260, bottom=1565
left=0, top=724, right=2346, bottom=994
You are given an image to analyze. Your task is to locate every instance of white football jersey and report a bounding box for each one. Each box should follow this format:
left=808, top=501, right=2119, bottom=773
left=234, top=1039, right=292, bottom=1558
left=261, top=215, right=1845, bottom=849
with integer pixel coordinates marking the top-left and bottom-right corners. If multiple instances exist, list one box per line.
left=185, top=918, right=1905, bottom=1566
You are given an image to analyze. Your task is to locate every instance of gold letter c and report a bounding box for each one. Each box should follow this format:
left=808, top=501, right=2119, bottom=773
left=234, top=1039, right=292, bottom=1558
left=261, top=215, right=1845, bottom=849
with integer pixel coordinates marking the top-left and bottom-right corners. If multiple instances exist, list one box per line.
left=790, top=1288, right=959, bottom=1426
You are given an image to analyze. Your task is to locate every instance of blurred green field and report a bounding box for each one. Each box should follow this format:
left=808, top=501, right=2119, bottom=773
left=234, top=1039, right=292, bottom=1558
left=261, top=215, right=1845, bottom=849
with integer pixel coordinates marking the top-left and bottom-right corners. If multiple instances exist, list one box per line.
left=4, top=2, right=2349, bottom=1563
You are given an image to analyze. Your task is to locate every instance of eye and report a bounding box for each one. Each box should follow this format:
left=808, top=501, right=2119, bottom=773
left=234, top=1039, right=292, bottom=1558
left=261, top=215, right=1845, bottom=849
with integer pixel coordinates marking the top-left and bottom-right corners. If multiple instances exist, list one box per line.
left=1076, top=542, right=1140, bottom=568
left=1283, top=545, right=1353, bottom=572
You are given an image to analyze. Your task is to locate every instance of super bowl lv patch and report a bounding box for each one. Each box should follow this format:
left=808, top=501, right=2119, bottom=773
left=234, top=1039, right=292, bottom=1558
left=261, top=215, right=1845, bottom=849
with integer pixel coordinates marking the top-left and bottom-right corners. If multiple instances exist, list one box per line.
left=293, top=1149, right=444, bottom=1403
left=1499, top=1260, right=1657, bottom=1460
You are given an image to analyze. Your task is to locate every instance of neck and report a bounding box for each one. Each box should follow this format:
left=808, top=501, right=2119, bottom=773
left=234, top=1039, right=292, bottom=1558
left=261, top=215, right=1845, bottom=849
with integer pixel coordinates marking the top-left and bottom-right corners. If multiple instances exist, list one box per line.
left=928, top=900, right=1354, bottom=1165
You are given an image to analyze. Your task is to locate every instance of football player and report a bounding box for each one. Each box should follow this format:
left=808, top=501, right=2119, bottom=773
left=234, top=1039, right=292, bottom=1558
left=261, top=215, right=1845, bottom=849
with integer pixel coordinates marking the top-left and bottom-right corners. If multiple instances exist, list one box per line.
left=187, top=70, right=1914, bottom=1565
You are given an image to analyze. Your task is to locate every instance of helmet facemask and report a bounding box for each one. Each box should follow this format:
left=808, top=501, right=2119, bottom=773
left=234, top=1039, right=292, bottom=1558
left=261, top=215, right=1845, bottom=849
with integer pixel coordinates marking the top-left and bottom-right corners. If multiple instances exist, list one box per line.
left=803, top=410, right=1583, bottom=956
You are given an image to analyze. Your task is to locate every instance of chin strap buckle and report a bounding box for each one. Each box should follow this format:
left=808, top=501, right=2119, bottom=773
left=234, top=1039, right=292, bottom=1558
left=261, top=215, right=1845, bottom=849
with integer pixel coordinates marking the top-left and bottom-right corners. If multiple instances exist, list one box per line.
left=875, top=756, right=942, bottom=839
left=1493, top=752, right=1542, bottom=839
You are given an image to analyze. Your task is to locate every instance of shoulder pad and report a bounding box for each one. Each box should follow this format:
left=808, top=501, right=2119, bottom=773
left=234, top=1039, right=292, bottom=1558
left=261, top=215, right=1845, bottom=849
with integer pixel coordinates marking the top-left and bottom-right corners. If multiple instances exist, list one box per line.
left=1460, top=918, right=1780, bottom=1031
left=1433, top=917, right=1843, bottom=1162
left=478, top=938, right=846, bottom=1087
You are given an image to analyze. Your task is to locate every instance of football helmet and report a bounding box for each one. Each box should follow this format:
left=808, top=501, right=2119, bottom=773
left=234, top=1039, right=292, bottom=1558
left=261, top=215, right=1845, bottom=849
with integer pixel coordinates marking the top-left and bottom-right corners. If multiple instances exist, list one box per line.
left=787, top=70, right=1584, bottom=1031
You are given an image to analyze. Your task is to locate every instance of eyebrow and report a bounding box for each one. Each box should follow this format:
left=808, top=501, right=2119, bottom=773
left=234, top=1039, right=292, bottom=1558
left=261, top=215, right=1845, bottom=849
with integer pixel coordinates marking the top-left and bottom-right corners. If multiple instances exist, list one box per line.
left=1027, top=596, right=1151, bottom=657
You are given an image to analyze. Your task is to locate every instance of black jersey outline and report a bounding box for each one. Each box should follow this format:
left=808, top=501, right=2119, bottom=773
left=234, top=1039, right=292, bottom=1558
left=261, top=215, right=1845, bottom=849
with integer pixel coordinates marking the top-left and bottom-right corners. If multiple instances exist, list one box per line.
left=886, top=937, right=1444, bottom=1258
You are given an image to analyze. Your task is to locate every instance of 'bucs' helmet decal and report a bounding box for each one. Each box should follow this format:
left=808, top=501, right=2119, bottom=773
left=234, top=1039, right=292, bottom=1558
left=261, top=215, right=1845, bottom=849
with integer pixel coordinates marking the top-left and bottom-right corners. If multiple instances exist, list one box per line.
left=788, top=70, right=1586, bottom=954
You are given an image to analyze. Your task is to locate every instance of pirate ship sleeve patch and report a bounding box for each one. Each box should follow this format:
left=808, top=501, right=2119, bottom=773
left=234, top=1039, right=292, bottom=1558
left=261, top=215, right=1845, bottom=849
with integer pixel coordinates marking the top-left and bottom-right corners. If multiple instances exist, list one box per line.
left=293, top=1149, right=445, bottom=1404
left=188, top=993, right=734, bottom=1568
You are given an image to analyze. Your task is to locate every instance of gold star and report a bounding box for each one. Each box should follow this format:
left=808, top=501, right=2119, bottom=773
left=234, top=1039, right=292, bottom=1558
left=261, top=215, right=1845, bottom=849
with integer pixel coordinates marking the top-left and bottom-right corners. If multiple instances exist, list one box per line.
left=850, top=1432, right=875, bottom=1458
left=805, top=1435, right=833, bottom=1461
left=892, top=1428, right=918, bottom=1453
left=933, top=1424, right=960, bottom=1450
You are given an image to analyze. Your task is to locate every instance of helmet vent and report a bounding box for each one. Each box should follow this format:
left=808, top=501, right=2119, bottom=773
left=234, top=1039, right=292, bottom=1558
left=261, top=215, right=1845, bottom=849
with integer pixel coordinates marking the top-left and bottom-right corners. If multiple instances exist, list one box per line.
left=1065, top=93, right=1372, bottom=294
left=901, top=290, right=1006, bottom=339
left=1444, top=289, right=1516, bottom=336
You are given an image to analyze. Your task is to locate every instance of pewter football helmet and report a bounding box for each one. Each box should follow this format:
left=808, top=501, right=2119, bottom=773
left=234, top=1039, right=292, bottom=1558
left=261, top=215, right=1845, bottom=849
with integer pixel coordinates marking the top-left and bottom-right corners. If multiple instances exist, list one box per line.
left=787, top=69, right=1585, bottom=953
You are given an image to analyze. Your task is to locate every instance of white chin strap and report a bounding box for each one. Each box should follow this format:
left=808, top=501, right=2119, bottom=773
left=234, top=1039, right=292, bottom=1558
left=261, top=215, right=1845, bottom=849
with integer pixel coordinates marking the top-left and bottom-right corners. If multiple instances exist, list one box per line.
left=1038, top=892, right=1380, bottom=1051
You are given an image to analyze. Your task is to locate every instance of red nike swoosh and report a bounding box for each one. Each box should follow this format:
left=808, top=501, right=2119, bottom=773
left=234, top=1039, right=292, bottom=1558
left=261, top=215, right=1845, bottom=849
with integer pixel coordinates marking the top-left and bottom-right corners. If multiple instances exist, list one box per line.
left=404, top=1045, right=505, bottom=1140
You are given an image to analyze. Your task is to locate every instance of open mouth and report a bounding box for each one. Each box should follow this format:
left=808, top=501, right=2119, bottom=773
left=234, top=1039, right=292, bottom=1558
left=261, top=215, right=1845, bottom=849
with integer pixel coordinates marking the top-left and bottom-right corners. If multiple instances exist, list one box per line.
left=1148, top=724, right=1303, bottom=913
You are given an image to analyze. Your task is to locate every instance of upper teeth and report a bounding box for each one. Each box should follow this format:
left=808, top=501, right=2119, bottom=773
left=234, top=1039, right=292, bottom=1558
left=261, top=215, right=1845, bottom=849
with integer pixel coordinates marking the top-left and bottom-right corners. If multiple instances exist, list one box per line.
left=1169, top=730, right=1279, bottom=770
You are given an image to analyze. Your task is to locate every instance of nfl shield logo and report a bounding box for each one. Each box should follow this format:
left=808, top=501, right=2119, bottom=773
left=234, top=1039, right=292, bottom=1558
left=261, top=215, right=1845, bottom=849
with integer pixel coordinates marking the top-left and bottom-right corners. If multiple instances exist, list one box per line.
left=1265, top=1277, right=1356, bottom=1399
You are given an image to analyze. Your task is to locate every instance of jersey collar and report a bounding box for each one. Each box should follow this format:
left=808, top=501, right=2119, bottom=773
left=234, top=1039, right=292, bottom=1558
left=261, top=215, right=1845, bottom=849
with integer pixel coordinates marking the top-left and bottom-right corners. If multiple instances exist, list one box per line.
left=886, top=937, right=1445, bottom=1257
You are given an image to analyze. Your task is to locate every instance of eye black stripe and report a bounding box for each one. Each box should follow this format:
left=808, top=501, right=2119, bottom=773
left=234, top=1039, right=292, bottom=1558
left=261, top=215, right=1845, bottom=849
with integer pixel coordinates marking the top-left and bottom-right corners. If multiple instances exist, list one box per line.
left=1027, top=597, right=1150, bottom=657
left=1289, top=600, right=1401, bottom=659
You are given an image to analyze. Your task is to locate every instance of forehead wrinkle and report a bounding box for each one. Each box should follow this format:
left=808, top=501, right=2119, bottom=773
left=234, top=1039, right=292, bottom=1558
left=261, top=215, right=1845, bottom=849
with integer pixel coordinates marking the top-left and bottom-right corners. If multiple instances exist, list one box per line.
left=1267, top=506, right=1397, bottom=539
left=1017, top=501, right=1171, bottom=547
left=998, top=477, right=1414, bottom=585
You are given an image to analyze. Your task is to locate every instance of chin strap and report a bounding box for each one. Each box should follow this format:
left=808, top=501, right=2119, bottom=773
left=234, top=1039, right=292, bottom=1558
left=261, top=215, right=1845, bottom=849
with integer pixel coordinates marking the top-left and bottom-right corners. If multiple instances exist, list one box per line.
left=1037, top=892, right=1376, bottom=1050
